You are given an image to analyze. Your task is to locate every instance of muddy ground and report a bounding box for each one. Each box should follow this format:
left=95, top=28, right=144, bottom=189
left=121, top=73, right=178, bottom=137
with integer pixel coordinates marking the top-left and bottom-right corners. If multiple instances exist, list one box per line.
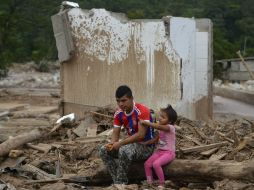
left=0, top=63, right=254, bottom=190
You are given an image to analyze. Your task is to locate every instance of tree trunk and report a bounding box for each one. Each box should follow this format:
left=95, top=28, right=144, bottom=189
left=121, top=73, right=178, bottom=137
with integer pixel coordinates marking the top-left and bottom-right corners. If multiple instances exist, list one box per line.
left=0, top=128, right=44, bottom=157
left=91, top=159, right=254, bottom=184
left=163, top=159, right=254, bottom=182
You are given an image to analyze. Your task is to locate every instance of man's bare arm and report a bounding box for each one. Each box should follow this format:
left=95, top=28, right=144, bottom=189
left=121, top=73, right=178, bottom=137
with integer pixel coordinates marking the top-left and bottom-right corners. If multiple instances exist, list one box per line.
left=119, top=124, right=147, bottom=146
left=111, top=127, right=121, bottom=143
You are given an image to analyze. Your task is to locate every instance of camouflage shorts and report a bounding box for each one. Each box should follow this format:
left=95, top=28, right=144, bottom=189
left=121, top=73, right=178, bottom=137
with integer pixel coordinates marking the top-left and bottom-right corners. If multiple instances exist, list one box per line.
left=99, top=143, right=154, bottom=184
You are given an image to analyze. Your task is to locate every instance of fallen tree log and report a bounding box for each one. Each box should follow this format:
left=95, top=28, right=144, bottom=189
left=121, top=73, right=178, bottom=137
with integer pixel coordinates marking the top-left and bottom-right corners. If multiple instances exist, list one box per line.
left=165, top=159, right=254, bottom=182
left=0, top=120, right=68, bottom=157
left=0, top=128, right=46, bottom=157
left=0, top=126, right=42, bottom=143
left=91, top=159, right=254, bottom=184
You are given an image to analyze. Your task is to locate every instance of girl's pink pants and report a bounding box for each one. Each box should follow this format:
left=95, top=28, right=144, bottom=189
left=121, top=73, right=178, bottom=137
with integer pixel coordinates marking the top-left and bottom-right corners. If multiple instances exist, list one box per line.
left=144, top=149, right=175, bottom=185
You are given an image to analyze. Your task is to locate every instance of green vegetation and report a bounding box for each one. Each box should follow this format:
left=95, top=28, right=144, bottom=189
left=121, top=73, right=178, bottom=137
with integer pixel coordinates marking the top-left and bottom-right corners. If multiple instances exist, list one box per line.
left=0, top=0, right=253, bottom=74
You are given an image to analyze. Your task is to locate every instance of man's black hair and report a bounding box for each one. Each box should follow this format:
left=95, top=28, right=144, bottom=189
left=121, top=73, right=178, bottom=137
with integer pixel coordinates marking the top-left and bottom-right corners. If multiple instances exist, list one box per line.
left=161, top=104, right=177, bottom=125
left=115, top=85, right=133, bottom=98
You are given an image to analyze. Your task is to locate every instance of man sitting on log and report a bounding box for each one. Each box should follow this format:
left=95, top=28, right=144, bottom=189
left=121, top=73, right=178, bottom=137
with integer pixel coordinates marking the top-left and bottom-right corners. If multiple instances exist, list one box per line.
left=99, top=85, right=155, bottom=186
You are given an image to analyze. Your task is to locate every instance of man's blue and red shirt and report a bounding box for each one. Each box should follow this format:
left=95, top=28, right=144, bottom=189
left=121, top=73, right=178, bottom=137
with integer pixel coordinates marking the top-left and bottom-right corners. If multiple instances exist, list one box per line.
left=113, top=102, right=154, bottom=142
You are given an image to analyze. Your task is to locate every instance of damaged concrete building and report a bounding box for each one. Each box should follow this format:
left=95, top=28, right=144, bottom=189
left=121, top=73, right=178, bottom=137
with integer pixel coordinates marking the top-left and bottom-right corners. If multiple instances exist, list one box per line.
left=51, top=7, right=213, bottom=121
left=216, top=57, right=254, bottom=81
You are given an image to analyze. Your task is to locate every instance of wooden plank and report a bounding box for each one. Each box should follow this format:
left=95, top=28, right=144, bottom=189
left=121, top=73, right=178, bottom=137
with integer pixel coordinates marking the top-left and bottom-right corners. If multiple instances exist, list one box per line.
left=182, top=120, right=210, bottom=140
left=53, top=136, right=107, bottom=145
left=200, top=148, right=218, bottom=156
left=215, top=131, right=234, bottom=143
left=179, top=142, right=228, bottom=153
left=13, top=106, right=58, bottom=115
left=26, top=143, right=52, bottom=153
left=192, top=126, right=210, bottom=140
left=0, top=118, right=50, bottom=127
left=76, top=135, right=107, bottom=143
left=209, top=153, right=227, bottom=160
left=89, top=111, right=113, bottom=119
left=177, top=133, right=203, bottom=146
left=1, top=87, right=60, bottom=97
left=0, top=103, right=28, bottom=112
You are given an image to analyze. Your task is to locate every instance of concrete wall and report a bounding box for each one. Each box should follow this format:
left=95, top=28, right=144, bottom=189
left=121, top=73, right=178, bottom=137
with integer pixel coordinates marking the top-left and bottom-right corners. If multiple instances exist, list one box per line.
left=214, top=86, right=254, bottom=105
left=52, top=8, right=213, bottom=121
left=216, top=57, right=254, bottom=81
left=194, top=19, right=213, bottom=120
left=169, top=18, right=213, bottom=120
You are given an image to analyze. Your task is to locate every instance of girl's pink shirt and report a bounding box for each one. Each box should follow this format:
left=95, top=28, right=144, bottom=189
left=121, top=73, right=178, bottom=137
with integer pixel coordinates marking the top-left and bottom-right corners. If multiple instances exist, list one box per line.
left=157, top=124, right=175, bottom=152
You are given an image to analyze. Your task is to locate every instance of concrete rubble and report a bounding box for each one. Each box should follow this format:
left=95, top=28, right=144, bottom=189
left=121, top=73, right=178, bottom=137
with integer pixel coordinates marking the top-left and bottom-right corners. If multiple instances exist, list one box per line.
left=0, top=64, right=253, bottom=190
left=214, top=79, right=254, bottom=92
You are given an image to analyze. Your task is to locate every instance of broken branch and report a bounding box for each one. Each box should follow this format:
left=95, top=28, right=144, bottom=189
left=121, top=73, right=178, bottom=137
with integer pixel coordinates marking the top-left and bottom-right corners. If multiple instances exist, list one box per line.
left=89, top=111, right=113, bottom=119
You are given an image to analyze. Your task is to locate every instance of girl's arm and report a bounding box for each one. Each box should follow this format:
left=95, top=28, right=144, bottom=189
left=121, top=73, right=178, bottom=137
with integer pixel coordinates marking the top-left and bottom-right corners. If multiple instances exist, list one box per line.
left=141, top=131, right=159, bottom=145
left=140, top=120, right=170, bottom=132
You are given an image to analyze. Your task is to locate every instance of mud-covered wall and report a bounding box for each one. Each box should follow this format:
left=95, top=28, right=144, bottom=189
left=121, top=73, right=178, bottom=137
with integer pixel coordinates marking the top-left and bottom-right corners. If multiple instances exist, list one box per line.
left=52, top=8, right=212, bottom=121
left=63, top=9, right=181, bottom=110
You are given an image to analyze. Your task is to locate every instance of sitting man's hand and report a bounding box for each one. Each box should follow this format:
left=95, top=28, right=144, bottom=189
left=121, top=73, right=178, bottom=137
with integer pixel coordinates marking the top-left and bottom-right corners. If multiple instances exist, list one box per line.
left=105, top=143, right=113, bottom=151
left=112, top=142, right=121, bottom=150
left=105, top=142, right=122, bottom=151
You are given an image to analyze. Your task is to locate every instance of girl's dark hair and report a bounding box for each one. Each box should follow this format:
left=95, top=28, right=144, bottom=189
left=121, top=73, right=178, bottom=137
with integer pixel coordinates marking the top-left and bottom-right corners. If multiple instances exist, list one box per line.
left=161, top=104, right=177, bottom=125
left=115, top=85, right=133, bottom=98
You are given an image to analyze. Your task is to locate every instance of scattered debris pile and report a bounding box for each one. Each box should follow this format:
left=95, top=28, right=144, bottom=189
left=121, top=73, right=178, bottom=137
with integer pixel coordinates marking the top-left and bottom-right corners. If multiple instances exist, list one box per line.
left=0, top=103, right=254, bottom=190
left=0, top=62, right=60, bottom=88
left=214, top=80, right=254, bottom=93
left=176, top=117, right=254, bottom=161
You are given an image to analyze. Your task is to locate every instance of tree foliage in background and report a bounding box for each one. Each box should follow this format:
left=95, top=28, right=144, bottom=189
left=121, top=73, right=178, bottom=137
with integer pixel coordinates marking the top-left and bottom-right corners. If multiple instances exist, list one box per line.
left=0, top=0, right=61, bottom=70
left=0, top=0, right=253, bottom=73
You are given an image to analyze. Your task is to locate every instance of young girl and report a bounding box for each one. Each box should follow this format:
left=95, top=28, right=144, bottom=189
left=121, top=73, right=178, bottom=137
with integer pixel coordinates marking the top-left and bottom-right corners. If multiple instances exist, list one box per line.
left=140, top=105, right=177, bottom=189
